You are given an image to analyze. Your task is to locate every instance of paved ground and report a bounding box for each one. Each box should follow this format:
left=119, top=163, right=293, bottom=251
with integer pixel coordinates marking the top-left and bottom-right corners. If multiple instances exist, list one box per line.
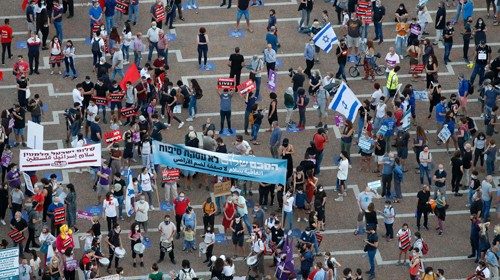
left=0, top=0, right=500, bottom=279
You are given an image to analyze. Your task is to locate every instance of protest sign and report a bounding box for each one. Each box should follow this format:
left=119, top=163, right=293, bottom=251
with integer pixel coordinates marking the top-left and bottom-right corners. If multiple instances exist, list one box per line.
left=93, top=96, right=109, bottom=106
left=267, top=69, right=277, bottom=91
left=236, top=79, right=256, bottom=96
left=27, top=121, right=44, bottom=149
left=120, top=107, right=138, bottom=118
left=19, top=144, right=102, bottom=171
left=217, top=78, right=235, bottom=90
left=0, top=248, right=19, bottom=280
left=162, top=168, right=180, bottom=183
left=213, top=181, right=232, bottom=197
left=104, top=130, right=123, bottom=143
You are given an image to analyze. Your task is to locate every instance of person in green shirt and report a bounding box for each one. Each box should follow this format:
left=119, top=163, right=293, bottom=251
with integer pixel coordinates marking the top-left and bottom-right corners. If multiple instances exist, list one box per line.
left=148, top=263, right=163, bottom=280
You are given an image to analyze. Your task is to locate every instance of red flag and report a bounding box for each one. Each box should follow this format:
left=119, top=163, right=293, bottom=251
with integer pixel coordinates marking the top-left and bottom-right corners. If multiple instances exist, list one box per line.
left=119, top=63, right=141, bottom=90
left=21, top=0, right=29, bottom=11
left=0, top=71, right=3, bottom=81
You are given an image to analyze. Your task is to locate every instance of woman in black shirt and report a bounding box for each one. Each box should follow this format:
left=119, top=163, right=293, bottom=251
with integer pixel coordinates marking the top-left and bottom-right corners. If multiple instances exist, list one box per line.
left=364, top=203, right=378, bottom=231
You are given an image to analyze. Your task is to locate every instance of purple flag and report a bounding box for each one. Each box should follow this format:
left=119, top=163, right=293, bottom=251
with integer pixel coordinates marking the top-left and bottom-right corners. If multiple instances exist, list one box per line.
left=267, top=69, right=277, bottom=92
left=276, top=236, right=295, bottom=279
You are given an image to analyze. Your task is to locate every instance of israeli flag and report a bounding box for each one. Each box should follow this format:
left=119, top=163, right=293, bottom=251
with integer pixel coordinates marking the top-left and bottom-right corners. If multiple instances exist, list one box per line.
left=328, top=82, right=362, bottom=122
left=312, top=23, right=339, bottom=53
left=124, top=168, right=135, bottom=217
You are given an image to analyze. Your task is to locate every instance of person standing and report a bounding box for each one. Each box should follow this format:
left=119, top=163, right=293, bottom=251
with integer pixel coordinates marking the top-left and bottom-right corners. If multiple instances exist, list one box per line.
left=128, top=0, right=139, bottom=26
left=104, top=0, right=116, bottom=34
left=52, top=1, right=64, bottom=41
left=312, top=127, right=328, bottom=175
left=27, top=32, right=41, bottom=75
left=269, top=121, right=281, bottom=159
left=0, top=19, right=13, bottom=65
left=64, top=184, right=77, bottom=233
left=450, top=151, right=464, bottom=197
left=335, top=151, right=349, bottom=201
left=111, top=44, right=124, bottom=81
left=26, top=0, right=36, bottom=36
left=298, top=0, right=313, bottom=31
left=147, top=22, right=160, bottom=63
left=158, top=214, right=176, bottom=264
left=150, top=0, right=165, bottom=29
left=173, top=192, right=190, bottom=239
left=346, top=13, right=362, bottom=55
left=304, top=38, right=315, bottom=78
left=380, top=152, right=395, bottom=199
left=228, top=47, right=244, bottom=87
left=105, top=223, right=123, bottom=273
left=470, top=41, right=492, bottom=87
left=63, top=40, right=77, bottom=79
left=416, top=185, right=430, bottom=231
left=364, top=226, right=378, bottom=280
left=443, top=21, right=454, bottom=65
left=372, top=0, right=385, bottom=44
left=263, top=43, right=277, bottom=73
left=235, top=0, right=253, bottom=33
left=481, top=175, right=494, bottom=222
left=197, top=27, right=209, bottom=69
left=218, top=88, right=233, bottom=134
left=434, top=1, right=446, bottom=45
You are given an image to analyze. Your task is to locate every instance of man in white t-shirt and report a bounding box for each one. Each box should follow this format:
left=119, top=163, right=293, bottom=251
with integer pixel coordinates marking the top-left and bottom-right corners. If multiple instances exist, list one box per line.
left=335, top=151, right=349, bottom=201
left=158, top=214, right=176, bottom=264
left=384, top=47, right=400, bottom=78
left=135, top=194, right=150, bottom=232
left=19, top=257, right=32, bottom=280
left=85, top=99, right=98, bottom=137
left=283, top=190, right=295, bottom=230
left=374, top=96, right=387, bottom=131
left=102, top=193, right=119, bottom=232
left=234, top=134, right=252, bottom=155
left=139, top=167, right=156, bottom=210
left=355, top=186, right=379, bottom=235
left=370, top=83, right=384, bottom=109
left=72, top=84, right=84, bottom=106
left=232, top=191, right=252, bottom=234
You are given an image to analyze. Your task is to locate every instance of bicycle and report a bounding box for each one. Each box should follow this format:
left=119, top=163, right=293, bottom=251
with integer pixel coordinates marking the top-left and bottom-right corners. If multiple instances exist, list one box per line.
left=348, top=53, right=386, bottom=78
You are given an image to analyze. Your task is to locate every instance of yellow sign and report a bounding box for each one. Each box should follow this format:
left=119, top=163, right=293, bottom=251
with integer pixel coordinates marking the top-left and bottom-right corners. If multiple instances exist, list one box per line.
left=213, top=181, right=232, bottom=197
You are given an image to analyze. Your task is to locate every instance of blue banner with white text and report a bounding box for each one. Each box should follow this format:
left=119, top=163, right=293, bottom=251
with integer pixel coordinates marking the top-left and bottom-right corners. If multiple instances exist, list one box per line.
left=152, top=141, right=288, bottom=185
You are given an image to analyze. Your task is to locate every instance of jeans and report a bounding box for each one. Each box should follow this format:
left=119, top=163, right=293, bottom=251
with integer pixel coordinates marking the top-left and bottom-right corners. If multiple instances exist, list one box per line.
left=128, top=4, right=139, bottom=23
left=453, top=3, right=462, bottom=23
left=64, top=56, right=77, bottom=77
left=241, top=213, right=252, bottom=233
left=134, top=51, right=142, bottom=66
left=470, top=63, right=486, bottom=86
left=220, top=110, right=232, bottom=131
left=148, top=42, right=159, bottom=62
left=416, top=209, right=428, bottom=229
left=394, top=179, right=402, bottom=199
left=395, top=36, right=406, bottom=56
left=463, top=37, right=471, bottom=60
left=92, top=50, right=102, bottom=66
left=197, top=44, right=208, bottom=66
left=254, top=76, right=261, bottom=99
left=28, top=51, right=40, bottom=72
left=304, top=59, right=314, bottom=77
left=188, top=97, right=197, bottom=118
left=283, top=211, right=293, bottom=230
left=105, top=16, right=114, bottom=34
left=444, top=42, right=452, bottom=62
left=486, top=160, right=495, bottom=176
left=53, top=20, right=63, bottom=41
left=1, top=42, right=12, bottom=64
left=381, top=174, right=393, bottom=198
left=299, top=9, right=311, bottom=28
left=244, top=109, right=251, bottom=132
left=374, top=22, right=383, bottom=41
left=357, top=118, right=364, bottom=139
left=336, top=62, right=346, bottom=80
left=251, top=123, right=261, bottom=141
left=111, top=68, right=124, bottom=81
left=122, top=45, right=130, bottom=61
left=367, top=249, right=376, bottom=275
left=482, top=200, right=492, bottom=221
left=187, top=0, right=199, bottom=7
left=419, top=165, right=432, bottom=185
left=31, top=115, right=41, bottom=124
left=361, top=24, right=369, bottom=40
left=166, top=8, right=176, bottom=28
left=385, top=223, right=394, bottom=239
left=315, top=150, right=324, bottom=175
left=98, top=104, right=107, bottom=121
left=115, top=195, right=124, bottom=219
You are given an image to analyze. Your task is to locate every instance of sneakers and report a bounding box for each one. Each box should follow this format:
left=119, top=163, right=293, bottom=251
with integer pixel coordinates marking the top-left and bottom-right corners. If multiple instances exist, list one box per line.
left=297, top=218, right=301, bottom=222
left=0, top=219, right=5, bottom=225
left=335, top=196, right=344, bottom=201
left=178, top=122, right=185, bottom=128
left=150, top=205, right=155, bottom=211
left=186, top=117, right=193, bottom=122
left=187, top=5, right=192, bottom=9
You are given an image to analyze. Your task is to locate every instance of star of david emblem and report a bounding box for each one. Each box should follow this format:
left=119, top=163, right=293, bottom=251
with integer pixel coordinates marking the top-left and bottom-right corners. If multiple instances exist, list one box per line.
left=322, top=35, right=330, bottom=43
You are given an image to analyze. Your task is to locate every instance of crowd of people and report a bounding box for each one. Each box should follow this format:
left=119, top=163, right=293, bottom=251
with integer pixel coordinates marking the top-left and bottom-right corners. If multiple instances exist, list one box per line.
left=0, top=0, right=499, bottom=279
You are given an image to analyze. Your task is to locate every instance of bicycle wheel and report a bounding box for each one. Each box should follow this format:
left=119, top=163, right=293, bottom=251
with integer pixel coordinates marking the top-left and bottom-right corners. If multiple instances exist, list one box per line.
left=349, top=66, right=360, bottom=77
left=375, top=65, right=386, bottom=76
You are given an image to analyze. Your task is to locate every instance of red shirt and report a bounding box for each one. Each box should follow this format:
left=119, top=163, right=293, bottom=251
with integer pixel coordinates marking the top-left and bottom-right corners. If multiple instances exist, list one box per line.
left=13, top=60, right=29, bottom=79
left=0, top=25, right=13, bottom=43
left=33, top=193, right=44, bottom=212
left=313, top=133, right=327, bottom=152
left=394, top=108, right=403, bottom=127
left=173, top=197, right=190, bottom=216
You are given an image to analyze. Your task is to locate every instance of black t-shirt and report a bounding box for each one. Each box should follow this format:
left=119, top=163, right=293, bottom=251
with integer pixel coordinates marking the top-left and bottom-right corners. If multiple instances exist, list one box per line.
left=112, top=179, right=126, bottom=197
left=94, top=83, right=108, bottom=98
left=434, top=170, right=447, bottom=187
left=336, top=45, right=348, bottom=64
left=462, top=150, right=473, bottom=169
left=365, top=232, right=378, bottom=251
left=435, top=7, right=446, bottom=29
left=216, top=144, right=227, bottom=154
left=373, top=6, right=385, bottom=22
left=490, top=56, right=500, bottom=76
left=451, top=157, right=463, bottom=174
left=443, top=27, right=454, bottom=44
left=271, top=226, right=284, bottom=244
left=90, top=122, right=101, bottom=142
left=359, top=106, right=369, bottom=118
left=82, top=81, right=94, bottom=97
left=237, top=0, right=250, bottom=10
left=10, top=218, right=28, bottom=231
left=417, top=190, right=430, bottom=210
left=108, top=230, right=120, bottom=247
left=476, top=45, right=492, bottom=65
left=229, top=53, right=244, bottom=72
left=292, top=73, right=305, bottom=91
left=151, top=121, right=167, bottom=141
left=470, top=199, right=483, bottom=216
left=365, top=211, right=378, bottom=225
left=374, top=139, right=386, bottom=156
left=17, top=80, right=28, bottom=91
left=96, top=63, right=111, bottom=78
left=13, top=108, right=26, bottom=129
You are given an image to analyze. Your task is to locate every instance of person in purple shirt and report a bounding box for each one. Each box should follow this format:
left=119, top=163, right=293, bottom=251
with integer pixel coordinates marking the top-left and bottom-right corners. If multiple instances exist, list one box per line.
left=96, top=161, right=112, bottom=205
left=6, top=163, right=21, bottom=189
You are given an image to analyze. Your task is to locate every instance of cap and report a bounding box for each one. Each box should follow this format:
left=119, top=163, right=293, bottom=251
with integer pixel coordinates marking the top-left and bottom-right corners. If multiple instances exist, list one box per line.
left=220, top=255, right=226, bottom=261
left=139, top=115, right=146, bottom=122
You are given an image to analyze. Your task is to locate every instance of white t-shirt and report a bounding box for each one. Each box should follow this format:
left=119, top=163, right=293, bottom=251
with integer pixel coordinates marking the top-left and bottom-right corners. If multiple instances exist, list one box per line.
left=135, top=200, right=149, bottom=222
left=358, top=191, right=376, bottom=210
left=140, top=172, right=153, bottom=192
left=103, top=198, right=119, bottom=217
left=376, top=103, right=387, bottom=118
left=19, top=264, right=32, bottom=280
left=385, top=53, right=400, bottom=72
left=337, top=158, right=349, bottom=180
left=476, top=266, right=491, bottom=278
left=283, top=196, right=294, bottom=213
left=252, top=239, right=265, bottom=253
left=371, top=89, right=383, bottom=106
left=122, top=31, right=133, bottom=46
left=223, top=264, right=235, bottom=276
left=87, top=104, right=98, bottom=122
left=91, top=37, right=105, bottom=51
left=72, top=88, right=83, bottom=105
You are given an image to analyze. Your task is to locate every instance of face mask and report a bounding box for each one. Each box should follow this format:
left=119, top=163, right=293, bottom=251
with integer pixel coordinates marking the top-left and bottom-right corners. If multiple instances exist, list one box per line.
left=135, top=226, right=139, bottom=231
left=235, top=218, right=241, bottom=223
left=439, top=168, right=444, bottom=172
left=179, top=196, right=185, bottom=200
left=283, top=143, right=288, bottom=147
left=85, top=80, right=90, bottom=84
left=165, top=220, right=170, bottom=224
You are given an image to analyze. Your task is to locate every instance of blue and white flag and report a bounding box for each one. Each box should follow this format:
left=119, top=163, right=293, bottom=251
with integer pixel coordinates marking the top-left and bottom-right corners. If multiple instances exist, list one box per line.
left=124, top=168, right=135, bottom=217
left=328, top=82, right=362, bottom=122
left=312, top=22, right=339, bottom=53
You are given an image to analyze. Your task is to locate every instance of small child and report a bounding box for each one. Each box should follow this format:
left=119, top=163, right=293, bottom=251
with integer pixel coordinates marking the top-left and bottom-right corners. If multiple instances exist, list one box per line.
left=183, top=226, right=195, bottom=252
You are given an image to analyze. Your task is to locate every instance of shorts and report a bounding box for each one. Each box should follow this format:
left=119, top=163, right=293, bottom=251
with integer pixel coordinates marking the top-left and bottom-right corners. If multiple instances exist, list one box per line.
left=182, top=169, right=195, bottom=177
left=232, top=234, right=244, bottom=246
left=317, top=103, right=327, bottom=118
left=316, top=208, right=325, bottom=221
left=346, top=35, right=360, bottom=48
left=397, top=147, right=408, bottom=159
left=27, top=22, right=36, bottom=33
left=13, top=128, right=24, bottom=135
left=97, top=183, right=110, bottom=196
left=236, top=9, right=250, bottom=22
left=376, top=155, right=384, bottom=163
left=460, top=96, right=468, bottom=108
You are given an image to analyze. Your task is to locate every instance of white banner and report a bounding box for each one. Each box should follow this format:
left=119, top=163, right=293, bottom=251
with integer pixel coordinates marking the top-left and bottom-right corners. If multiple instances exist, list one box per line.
left=27, top=121, right=44, bottom=149
left=437, top=126, right=451, bottom=143
left=19, top=144, right=102, bottom=171
left=22, top=172, right=34, bottom=194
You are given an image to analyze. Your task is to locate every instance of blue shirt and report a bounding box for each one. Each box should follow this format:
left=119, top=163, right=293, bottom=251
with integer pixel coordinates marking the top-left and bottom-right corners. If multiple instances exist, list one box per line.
left=381, top=117, right=396, bottom=136
left=484, top=88, right=499, bottom=108
left=295, top=192, right=306, bottom=208
left=304, top=43, right=315, bottom=61
left=105, top=0, right=117, bottom=17
left=89, top=6, right=103, bottom=22
left=219, top=92, right=232, bottom=112
left=445, top=119, right=455, bottom=134
left=486, top=249, right=499, bottom=268
left=435, top=103, right=446, bottom=124
left=458, top=80, right=469, bottom=97
left=300, top=250, right=314, bottom=271
left=266, top=33, right=278, bottom=52
left=245, top=96, right=256, bottom=111
left=182, top=213, right=196, bottom=229
left=463, top=1, right=474, bottom=20
left=269, top=127, right=282, bottom=147
left=381, top=156, right=395, bottom=175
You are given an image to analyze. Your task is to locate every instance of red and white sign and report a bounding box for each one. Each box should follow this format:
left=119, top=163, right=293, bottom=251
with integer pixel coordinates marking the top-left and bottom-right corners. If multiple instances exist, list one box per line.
left=54, top=206, right=66, bottom=225
left=19, top=144, right=102, bottom=172
left=77, top=210, right=94, bottom=221
left=109, top=93, right=125, bottom=102
left=93, top=96, right=109, bottom=106
left=155, top=5, right=166, bottom=22
left=356, top=1, right=373, bottom=24
left=162, top=168, right=180, bottom=183
left=120, top=107, right=138, bottom=118
left=115, top=0, right=129, bottom=13
left=236, top=79, right=256, bottom=96
left=217, top=78, right=235, bottom=90
left=8, top=229, right=25, bottom=243
left=104, top=130, right=123, bottom=144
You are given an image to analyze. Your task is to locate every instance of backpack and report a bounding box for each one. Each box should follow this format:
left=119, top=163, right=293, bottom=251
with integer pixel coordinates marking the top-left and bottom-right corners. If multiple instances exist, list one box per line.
left=301, top=95, right=310, bottom=106
left=91, top=38, right=101, bottom=53
left=421, top=240, right=429, bottom=255
left=195, top=89, right=203, bottom=100
left=178, top=268, right=195, bottom=280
